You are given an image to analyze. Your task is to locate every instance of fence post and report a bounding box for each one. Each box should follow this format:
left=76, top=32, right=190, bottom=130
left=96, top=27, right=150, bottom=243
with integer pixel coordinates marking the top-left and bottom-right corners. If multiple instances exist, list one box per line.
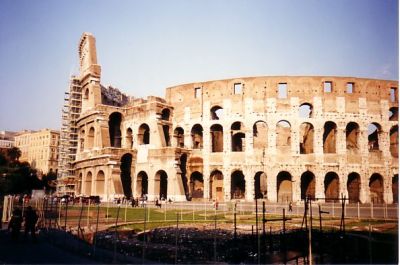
left=124, top=200, right=128, bottom=223
left=86, top=199, right=91, bottom=229
left=357, top=202, right=360, bottom=220
left=370, top=202, right=373, bottom=219
left=192, top=203, right=195, bottom=221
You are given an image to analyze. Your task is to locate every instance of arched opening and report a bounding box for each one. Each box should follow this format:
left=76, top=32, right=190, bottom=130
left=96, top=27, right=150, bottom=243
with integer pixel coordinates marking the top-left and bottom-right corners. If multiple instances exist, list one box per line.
left=299, top=103, right=313, bottom=118
left=276, top=120, right=291, bottom=152
left=138, top=123, right=150, bottom=145
left=85, top=172, right=92, bottom=195
left=324, top=172, right=339, bottom=202
left=390, top=126, right=398, bottom=157
left=210, top=170, right=224, bottom=201
left=301, top=171, right=315, bottom=200
left=161, top=108, right=170, bottom=121
left=136, top=171, right=148, bottom=197
left=96, top=170, right=105, bottom=195
left=300, top=122, right=314, bottom=154
left=191, top=124, right=203, bottom=149
left=253, top=121, right=268, bottom=149
left=84, top=88, right=89, bottom=100
left=210, top=106, right=223, bottom=120
left=231, top=170, right=245, bottom=199
left=369, top=173, right=384, bottom=204
left=323, top=121, right=337, bottom=153
left=179, top=154, right=189, bottom=200
left=120, top=153, right=133, bottom=199
left=190, top=171, right=204, bottom=199
left=346, top=122, right=359, bottom=152
left=210, top=124, right=223, bottom=152
left=126, top=128, right=133, bottom=148
left=392, top=174, right=398, bottom=204
left=231, top=122, right=245, bottom=152
left=174, top=127, right=184, bottom=147
left=254, top=172, right=267, bottom=199
left=155, top=170, right=168, bottom=200
left=277, top=171, right=292, bottom=203
left=80, top=130, right=85, bottom=151
left=109, top=112, right=122, bottom=148
left=347, top=172, right=360, bottom=203
left=87, top=127, right=95, bottom=149
left=389, top=107, right=398, bottom=121
left=368, top=123, right=381, bottom=151
left=162, top=125, right=171, bottom=146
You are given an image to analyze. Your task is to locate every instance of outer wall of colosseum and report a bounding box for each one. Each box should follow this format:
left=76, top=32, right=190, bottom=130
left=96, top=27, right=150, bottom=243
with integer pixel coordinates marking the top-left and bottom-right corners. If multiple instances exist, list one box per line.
left=72, top=33, right=398, bottom=204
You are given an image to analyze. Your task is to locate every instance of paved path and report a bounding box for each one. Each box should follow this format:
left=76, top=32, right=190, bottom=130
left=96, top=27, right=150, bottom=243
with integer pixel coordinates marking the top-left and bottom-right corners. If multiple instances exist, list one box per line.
left=0, top=227, right=98, bottom=264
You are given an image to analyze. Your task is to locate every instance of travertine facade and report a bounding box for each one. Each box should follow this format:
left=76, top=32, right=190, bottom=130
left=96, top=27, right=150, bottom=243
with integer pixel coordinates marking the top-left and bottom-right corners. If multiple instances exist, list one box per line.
left=68, top=33, right=399, bottom=204
left=15, top=129, right=60, bottom=174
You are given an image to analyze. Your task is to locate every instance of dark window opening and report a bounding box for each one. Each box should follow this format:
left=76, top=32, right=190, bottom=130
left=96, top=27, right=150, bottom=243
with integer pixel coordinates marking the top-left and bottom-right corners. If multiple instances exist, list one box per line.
left=109, top=112, right=122, bottom=148
left=174, top=127, right=184, bottom=147
left=324, top=172, right=339, bottom=202
left=190, top=171, right=204, bottom=200
left=390, top=87, right=397, bottom=102
left=347, top=173, right=360, bottom=203
left=393, top=174, right=398, bottom=204
left=389, top=107, right=398, bottom=121
left=276, top=120, right=291, bottom=151
left=323, top=121, right=337, bottom=153
left=368, top=123, right=381, bottom=151
left=162, top=125, right=171, bottom=147
left=254, top=172, right=267, bottom=199
left=231, top=171, right=245, bottom=199
left=210, top=106, right=223, bottom=120
left=156, top=170, right=168, bottom=200
left=390, top=126, right=398, bottom=157
left=87, top=127, right=95, bottom=149
left=346, top=122, right=359, bottom=152
left=137, top=171, right=148, bottom=196
left=253, top=121, right=268, bottom=149
left=191, top=124, right=203, bottom=149
left=179, top=154, right=189, bottom=200
left=210, top=124, right=223, bottom=152
left=277, top=171, right=292, bottom=203
left=138, top=124, right=150, bottom=145
left=369, top=173, right=383, bottom=204
left=210, top=170, right=224, bottom=201
left=300, top=122, right=314, bottom=154
left=161, top=109, right=170, bottom=121
left=126, top=128, right=133, bottom=148
left=120, top=153, right=133, bottom=199
left=301, top=171, right=315, bottom=200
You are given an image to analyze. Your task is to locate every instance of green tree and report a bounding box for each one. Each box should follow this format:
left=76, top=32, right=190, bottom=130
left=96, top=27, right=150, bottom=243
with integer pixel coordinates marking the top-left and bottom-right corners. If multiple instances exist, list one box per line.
left=7, top=147, right=21, bottom=163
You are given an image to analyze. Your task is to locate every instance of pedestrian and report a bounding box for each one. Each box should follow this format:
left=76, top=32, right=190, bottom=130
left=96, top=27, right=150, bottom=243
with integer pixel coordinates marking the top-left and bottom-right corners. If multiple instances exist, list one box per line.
left=24, top=206, right=38, bottom=241
left=288, top=201, right=293, bottom=212
left=8, top=208, right=23, bottom=241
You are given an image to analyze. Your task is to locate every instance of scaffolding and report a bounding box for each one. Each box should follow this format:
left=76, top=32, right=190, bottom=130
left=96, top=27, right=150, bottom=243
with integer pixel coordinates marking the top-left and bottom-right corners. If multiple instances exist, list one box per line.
left=57, top=76, right=82, bottom=196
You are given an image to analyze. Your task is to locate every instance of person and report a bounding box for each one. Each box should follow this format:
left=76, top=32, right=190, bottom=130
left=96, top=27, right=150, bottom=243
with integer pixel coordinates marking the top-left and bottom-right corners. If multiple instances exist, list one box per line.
left=8, top=208, right=23, bottom=241
left=288, top=201, right=293, bottom=212
left=24, top=206, right=38, bottom=241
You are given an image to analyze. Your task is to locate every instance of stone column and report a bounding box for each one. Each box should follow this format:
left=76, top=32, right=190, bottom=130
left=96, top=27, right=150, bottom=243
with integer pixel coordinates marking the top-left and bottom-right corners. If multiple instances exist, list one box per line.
left=315, top=170, right=325, bottom=201
left=245, top=167, right=255, bottom=201
left=292, top=172, right=301, bottom=203
left=223, top=167, right=231, bottom=201
left=267, top=169, right=277, bottom=202
left=203, top=166, right=210, bottom=200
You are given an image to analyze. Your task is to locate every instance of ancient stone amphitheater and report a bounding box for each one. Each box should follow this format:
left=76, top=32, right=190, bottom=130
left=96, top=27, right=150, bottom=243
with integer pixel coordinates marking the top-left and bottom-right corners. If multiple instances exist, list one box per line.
left=59, top=33, right=398, bottom=204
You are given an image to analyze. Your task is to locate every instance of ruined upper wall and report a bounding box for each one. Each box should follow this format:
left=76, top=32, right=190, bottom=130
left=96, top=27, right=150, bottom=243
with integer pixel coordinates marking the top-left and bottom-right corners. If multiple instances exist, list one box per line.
left=78, top=32, right=101, bottom=78
left=166, top=76, right=398, bottom=119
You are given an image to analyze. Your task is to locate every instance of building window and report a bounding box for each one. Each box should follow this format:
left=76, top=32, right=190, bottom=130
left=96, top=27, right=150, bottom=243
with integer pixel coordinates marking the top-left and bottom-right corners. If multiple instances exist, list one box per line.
left=390, top=87, right=397, bottom=102
left=324, top=81, right=332, bottom=93
left=234, top=83, right=242, bottom=94
left=195, top=87, right=201, bottom=98
left=278, top=83, right=287, bottom=99
left=346, top=82, right=354, bottom=94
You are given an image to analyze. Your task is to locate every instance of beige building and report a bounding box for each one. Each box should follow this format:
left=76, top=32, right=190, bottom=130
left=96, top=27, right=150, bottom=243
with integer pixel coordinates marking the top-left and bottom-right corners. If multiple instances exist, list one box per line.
left=15, top=129, right=60, bottom=174
left=0, top=130, right=17, bottom=150
left=63, top=32, right=398, bottom=204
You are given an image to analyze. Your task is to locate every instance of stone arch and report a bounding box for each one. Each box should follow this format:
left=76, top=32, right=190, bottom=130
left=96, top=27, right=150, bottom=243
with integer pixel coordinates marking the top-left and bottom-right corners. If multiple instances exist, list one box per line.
left=210, top=170, right=224, bottom=201
left=347, top=172, right=360, bottom=203
left=231, top=170, right=245, bottom=199
left=155, top=170, right=168, bottom=200
left=84, top=88, right=89, bottom=100
left=210, top=124, right=223, bottom=152
left=85, top=171, right=92, bottom=195
left=190, top=171, right=204, bottom=199
left=277, top=171, right=292, bottom=203
left=174, top=127, right=184, bottom=147
left=126, top=128, right=133, bottom=148
left=138, top=123, right=150, bottom=145
left=253, top=121, right=268, bottom=149
left=276, top=120, right=291, bottom=152
left=323, top=121, right=337, bottom=153
left=95, top=170, right=105, bottom=195
left=324, top=172, right=339, bottom=202
left=390, top=125, right=398, bottom=157
left=254, top=171, right=267, bottom=199
left=136, top=171, right=148, bottom=196
left=301, top=171, right=315, bottom=200
left=191, top=124, right=203, bottom=149
left=80, top=129, right=85, bottom=151
left=231, top=122, right=245, bottom=152
left=369, top=173, right=384, bottom=204
left=87, top=127, right=95, bottom=149
left=120, top=153, right=133, bottom=198
left=346, top=122, right=359, bottom=152
left=162, top=125, right=171, bottom=146
left=368, top=123, right=382, bottom=151
left=161, top=108, right=170, bottom=121
left=299, top=122, right=314, bottom=154
left=389, top=107, right=398, bottom=121
left=299, top=103, right=313, bottom=118
left=392, top=174, right=398, bottom=204
left=109, top=112, right=122, bottom=148
left=210, top=105, right=223, bottom=120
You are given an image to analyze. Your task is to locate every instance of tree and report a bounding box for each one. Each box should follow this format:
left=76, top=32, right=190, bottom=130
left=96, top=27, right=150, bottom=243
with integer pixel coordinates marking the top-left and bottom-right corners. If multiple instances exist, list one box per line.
left=7, top=147, right=21, bottom=163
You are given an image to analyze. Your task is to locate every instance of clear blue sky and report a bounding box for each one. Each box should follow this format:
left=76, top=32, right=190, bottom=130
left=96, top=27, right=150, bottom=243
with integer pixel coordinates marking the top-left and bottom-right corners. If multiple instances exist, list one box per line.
left=0, top=0, right=398, bottom=131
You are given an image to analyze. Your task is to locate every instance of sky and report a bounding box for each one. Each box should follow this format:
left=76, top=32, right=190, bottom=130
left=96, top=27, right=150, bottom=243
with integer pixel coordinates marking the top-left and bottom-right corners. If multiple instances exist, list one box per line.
left=0, top=0, right=398, bottom=131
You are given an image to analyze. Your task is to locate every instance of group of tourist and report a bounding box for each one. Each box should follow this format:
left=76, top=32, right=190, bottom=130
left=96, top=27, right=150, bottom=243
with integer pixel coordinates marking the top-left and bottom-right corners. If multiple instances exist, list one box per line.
left=7, top=206, right=38, bottom=241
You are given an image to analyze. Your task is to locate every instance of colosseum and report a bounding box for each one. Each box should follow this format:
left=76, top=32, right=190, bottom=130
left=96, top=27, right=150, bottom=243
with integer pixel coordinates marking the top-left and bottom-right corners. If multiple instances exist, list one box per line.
left=58, top=32, right=399, bottom=204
